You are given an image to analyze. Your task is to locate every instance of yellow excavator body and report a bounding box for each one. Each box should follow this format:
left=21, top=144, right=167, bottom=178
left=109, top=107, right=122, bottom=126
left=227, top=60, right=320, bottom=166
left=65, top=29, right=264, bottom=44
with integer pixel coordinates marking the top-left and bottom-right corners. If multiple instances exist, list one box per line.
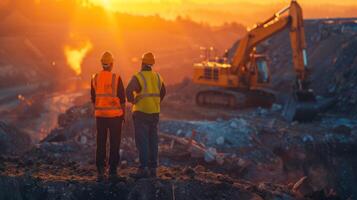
left=193, top=55, right=271, bottom=89
left=193, top=62, right=238, bottom=88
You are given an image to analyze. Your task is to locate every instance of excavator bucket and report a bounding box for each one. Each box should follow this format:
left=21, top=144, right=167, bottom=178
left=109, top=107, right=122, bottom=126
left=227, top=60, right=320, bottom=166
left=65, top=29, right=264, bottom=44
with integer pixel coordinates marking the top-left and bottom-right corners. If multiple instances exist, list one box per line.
left=282, top=91, right=318, bottom=122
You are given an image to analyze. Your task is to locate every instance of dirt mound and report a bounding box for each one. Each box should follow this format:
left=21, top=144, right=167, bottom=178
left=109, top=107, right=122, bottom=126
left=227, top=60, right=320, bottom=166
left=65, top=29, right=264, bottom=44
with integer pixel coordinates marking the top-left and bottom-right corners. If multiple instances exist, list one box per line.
left=227, top=19, right=357, bottom=114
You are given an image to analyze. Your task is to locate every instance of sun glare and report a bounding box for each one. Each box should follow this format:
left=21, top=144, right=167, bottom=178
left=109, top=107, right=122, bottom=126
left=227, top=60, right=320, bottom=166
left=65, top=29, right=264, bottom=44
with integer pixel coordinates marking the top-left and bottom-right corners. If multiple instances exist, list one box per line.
left=100, top=0, right=112, bottom=10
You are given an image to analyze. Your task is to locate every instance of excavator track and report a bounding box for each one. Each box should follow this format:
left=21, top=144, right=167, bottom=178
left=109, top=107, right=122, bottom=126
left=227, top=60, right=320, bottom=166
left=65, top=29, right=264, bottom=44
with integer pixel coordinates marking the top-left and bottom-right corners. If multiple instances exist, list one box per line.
left=195, top=89, right=275, bottom=109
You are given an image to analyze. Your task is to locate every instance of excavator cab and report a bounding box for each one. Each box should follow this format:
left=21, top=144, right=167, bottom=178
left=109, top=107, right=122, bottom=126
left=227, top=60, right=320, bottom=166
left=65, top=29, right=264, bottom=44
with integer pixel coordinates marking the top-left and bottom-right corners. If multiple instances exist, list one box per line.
left=256, top=58, right=270, bottom=84
left=239, top=54, right=271, bottom=89
left=248, top=55, right=271, bottom=85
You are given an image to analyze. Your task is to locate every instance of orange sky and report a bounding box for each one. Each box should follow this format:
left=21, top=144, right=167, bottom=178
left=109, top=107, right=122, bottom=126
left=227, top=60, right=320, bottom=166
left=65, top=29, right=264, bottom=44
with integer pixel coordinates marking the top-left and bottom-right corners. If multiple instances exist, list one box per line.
left=87, top=0, right=357, bottom=25
left=89, top=0, right=357, bottom=6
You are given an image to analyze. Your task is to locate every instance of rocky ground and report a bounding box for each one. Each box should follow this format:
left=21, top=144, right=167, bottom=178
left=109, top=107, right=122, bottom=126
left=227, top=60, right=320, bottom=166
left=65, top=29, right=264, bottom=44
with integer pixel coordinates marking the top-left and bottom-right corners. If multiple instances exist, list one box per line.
left=0, top=95, right=355, bottom=200
left=0, top=156, right=300, bottom=200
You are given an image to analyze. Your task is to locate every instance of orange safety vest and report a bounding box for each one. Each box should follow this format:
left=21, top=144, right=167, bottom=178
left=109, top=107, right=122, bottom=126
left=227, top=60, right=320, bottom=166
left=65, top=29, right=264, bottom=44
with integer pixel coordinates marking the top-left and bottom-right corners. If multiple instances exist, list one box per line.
left=92, top=71, right=123, bottom=118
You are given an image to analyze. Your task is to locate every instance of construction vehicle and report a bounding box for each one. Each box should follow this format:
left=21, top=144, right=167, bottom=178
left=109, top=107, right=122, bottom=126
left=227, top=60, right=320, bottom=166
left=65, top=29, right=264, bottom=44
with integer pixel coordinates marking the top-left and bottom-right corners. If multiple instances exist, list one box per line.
left=193, top=0, right=317, bottom=122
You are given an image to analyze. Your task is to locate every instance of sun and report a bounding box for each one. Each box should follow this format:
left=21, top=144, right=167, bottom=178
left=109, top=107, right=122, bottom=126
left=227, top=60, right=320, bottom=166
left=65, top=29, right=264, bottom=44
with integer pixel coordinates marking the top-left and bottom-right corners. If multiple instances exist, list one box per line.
left=92, top=0, right=112, bottom=10
left=102, top=0, right=112, bottom=9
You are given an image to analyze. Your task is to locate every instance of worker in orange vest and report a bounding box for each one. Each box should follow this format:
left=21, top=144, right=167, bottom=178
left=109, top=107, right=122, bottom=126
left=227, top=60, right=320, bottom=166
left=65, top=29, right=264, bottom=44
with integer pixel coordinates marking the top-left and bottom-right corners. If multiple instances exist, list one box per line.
left=91, top=52, right=126, bottom=181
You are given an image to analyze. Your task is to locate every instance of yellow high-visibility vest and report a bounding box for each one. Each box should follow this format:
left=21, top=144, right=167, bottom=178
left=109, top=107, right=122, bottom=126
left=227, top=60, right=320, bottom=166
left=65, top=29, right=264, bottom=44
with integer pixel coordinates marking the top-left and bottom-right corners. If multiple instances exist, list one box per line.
left=92, top=71, right=123, bottom=118
left=133, top=71, right=163, bottom=114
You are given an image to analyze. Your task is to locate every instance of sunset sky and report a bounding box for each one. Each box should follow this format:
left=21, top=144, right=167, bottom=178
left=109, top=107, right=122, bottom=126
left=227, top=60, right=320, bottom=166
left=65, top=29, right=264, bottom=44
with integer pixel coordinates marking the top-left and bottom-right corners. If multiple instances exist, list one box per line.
left=87, top=0, right=357, bottom=25
left=89, top=0, right=357, bottom=6
left=0, top=0, right=356, bottom=83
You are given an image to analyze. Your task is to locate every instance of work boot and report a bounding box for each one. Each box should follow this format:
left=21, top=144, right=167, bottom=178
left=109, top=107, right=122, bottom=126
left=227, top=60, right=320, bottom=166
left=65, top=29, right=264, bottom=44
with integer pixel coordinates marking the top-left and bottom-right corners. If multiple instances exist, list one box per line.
left=108, top=167, right=118, bottom=181
left=149, top=168, right=157, bottom=178
left=96, top=166, right=105, bottom=182
left=130, top=167, right=149, bottom=179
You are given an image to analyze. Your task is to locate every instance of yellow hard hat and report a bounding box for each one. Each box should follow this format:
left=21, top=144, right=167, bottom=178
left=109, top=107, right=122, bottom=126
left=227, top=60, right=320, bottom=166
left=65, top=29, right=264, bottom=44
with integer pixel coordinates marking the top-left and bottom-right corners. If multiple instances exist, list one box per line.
left=101, top=51, right=114, bottom=65
left=142, top=52, right=155, bottom=65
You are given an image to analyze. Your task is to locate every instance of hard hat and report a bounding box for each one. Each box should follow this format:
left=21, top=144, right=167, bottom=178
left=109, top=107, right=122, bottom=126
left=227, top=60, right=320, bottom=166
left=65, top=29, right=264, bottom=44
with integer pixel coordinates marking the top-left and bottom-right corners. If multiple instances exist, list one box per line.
left=142, top=52, right=155, bottom=65
left=101, top=51, right=114, bottom=66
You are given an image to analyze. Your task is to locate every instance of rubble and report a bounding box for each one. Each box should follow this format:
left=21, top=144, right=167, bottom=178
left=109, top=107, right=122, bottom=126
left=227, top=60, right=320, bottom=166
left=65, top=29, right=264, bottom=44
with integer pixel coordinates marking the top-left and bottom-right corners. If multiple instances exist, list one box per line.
left=0, top=103, right=333, bottom=199
left=160, top=118, right=256, bottom=148
left=271, top=104, right=283, bottom=112
left=159, top=103, right=357, bottom=198
left=57, top=102, right=94, bottom=128
left=332, top=124, right=352, bottom=135
left=10, top=77, right=351, bottom=199
left=1, top=98, right=356, bottom=199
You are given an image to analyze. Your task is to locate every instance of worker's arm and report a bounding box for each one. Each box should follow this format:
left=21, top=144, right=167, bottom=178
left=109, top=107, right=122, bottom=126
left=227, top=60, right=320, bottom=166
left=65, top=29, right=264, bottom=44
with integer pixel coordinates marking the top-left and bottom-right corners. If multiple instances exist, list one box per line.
left=126, top=76, right=141, bottom=103
left=160, top=82, right=166, bottom=102
left=91, top=79, right=96, bottom=104
left=117, top=76, right=126, bottom=109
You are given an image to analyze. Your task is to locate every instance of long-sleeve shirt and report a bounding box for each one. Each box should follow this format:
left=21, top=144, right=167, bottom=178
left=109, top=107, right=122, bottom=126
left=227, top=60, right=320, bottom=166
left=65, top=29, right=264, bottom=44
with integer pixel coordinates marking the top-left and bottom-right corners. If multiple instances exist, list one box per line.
left=91, top=73, right=126, bottom=105
left=126, top=66, right=166, bottom=104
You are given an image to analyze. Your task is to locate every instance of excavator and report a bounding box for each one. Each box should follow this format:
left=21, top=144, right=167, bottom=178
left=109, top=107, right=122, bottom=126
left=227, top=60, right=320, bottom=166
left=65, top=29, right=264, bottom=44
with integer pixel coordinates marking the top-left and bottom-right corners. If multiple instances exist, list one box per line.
left=193, top=0, right=318, bottom=122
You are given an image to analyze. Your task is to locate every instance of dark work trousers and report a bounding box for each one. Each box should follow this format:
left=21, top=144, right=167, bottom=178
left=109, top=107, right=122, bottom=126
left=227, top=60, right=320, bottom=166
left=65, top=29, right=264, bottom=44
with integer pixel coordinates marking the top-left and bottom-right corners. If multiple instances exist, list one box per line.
left=133, top=111, right=159, bottom=169
left=96, top=117, right=123, bottom=170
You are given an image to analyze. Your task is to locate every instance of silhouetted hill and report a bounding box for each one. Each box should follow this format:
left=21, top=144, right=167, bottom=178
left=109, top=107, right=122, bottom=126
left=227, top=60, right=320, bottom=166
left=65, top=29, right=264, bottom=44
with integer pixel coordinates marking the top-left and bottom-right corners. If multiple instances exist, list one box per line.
left=0, top=0, right=246, bottom=87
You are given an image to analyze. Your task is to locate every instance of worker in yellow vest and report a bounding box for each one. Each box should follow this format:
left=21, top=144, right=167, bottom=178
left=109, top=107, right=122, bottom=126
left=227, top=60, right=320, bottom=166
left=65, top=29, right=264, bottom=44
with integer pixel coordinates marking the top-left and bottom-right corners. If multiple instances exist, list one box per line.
left=126, top=52, right=166, bottom=178
left=91, top=52, right=126, bottom=181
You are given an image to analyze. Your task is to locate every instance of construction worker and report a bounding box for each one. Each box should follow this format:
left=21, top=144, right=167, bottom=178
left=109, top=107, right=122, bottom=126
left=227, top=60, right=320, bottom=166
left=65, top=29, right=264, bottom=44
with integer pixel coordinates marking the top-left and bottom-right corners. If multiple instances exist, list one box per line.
left=126, top=52, right=166, bottom=178
left=91, top=52, right=126, bottom=181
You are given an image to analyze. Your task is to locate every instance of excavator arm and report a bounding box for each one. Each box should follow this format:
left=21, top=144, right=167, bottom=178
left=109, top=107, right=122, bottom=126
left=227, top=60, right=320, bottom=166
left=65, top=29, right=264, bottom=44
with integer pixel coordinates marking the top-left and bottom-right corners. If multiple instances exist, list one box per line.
left=231, top=1, right=308, bottom=84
